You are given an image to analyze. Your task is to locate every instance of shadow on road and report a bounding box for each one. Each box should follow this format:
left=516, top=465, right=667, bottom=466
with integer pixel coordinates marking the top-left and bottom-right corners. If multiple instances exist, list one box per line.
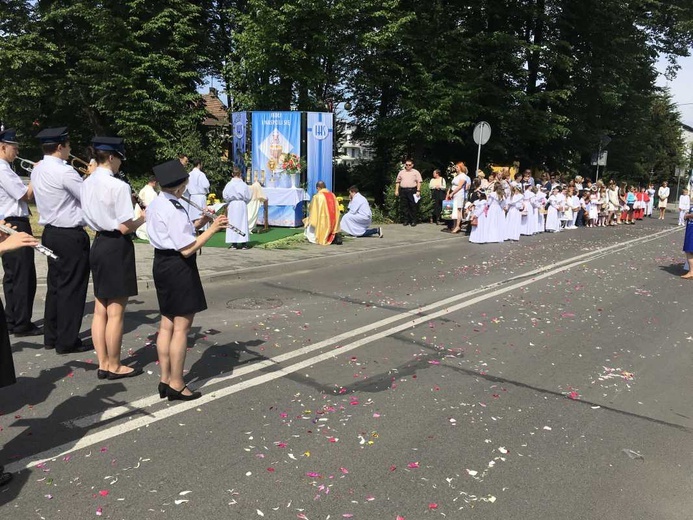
left=0, top=365, right=128, bottom=507
left=659, top=263, right=687, bottom=277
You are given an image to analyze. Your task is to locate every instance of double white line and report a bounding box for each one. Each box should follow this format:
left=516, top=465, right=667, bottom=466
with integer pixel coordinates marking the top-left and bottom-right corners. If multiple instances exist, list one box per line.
left=7, top=227, right=679, bottom=473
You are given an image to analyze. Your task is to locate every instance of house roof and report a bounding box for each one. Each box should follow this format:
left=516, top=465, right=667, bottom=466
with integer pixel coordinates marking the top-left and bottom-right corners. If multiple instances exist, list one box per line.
left=683, top=123, right=693, bottom=134
left=202, top=89, right=229, bottom=127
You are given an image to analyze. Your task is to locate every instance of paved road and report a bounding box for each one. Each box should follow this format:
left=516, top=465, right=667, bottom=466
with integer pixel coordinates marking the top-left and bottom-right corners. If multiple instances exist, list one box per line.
left=1, top=217, right=692, bottom=519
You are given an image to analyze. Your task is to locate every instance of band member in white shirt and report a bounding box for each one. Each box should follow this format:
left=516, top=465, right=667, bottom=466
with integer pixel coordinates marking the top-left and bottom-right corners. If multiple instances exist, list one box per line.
left=0, top=129, right=40, bottom=337
left=81, top=137, right=145, bottom=380
left=31, top=127, right=92, bottom=354
left=146, top=160, right=228, bottom=401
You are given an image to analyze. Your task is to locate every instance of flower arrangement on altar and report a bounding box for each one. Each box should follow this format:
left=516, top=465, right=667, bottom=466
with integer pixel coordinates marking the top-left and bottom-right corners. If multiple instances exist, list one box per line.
left=207, top=193, right=220, bottom=205
left=337, top=196, right=345, bottom=213
left=281, top=153, right=303, bottom=175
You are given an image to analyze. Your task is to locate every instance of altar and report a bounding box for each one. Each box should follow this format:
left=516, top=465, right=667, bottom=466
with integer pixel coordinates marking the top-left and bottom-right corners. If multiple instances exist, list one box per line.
left=258, top=187, right=309, bottom=227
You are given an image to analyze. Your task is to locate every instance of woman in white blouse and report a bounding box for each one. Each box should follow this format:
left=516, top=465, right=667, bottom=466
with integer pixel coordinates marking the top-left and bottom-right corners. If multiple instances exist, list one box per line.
left=658, top=181, right=670, bottom=220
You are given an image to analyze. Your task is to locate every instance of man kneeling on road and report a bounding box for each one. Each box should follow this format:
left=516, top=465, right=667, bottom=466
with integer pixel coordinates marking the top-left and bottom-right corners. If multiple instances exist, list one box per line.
left=339, top=186, right=382, bottom=238
left=304, top=181, right=340, bottom=245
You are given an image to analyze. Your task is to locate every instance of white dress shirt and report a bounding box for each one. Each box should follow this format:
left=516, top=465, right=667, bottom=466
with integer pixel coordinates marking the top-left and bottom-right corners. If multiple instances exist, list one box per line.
left=146, top=192, right=196, bottom=251
left=81, top=167, right=134, bottom=232
left=0, top=158, right=29, bottom=219
left=31, top=155, right=85, bottom=227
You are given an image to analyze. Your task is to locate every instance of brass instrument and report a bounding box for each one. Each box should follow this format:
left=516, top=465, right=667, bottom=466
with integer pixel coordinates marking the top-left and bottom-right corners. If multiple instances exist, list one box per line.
left=16, top=156, right=36, bottom=174
left=69, top=154, right=92, bottom=176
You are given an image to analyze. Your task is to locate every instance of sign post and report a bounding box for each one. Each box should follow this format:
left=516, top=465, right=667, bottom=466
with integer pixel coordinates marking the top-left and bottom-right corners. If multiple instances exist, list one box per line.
left=473, top=121, right=492, bottom=175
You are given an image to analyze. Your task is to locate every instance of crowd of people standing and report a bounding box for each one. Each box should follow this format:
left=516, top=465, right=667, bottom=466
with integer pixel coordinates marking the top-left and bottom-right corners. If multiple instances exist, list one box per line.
left=409, top=161, right=681, bottom=245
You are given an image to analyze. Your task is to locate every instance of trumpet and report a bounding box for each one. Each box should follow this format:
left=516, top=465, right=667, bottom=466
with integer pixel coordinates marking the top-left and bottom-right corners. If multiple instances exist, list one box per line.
left=0, top=223, right=59, bottom=260
left=181, top=196, right=245, bottom=236
left=16, top=156, right=36, bottom=174
left=69, top=154, right=93, bottom=176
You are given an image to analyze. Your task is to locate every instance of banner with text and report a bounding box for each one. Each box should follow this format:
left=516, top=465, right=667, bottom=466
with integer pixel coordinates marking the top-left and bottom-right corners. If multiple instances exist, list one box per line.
left=306, top=112, right=334, bottom=198
left=251, top=111, right=301, bottom=186
left=232, top=112, right=247, bottom=177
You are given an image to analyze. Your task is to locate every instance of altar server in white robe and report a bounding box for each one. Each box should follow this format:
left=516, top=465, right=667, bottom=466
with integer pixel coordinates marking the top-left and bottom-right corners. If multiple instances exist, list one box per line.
left=533, top=187, right=546, bottom=233
left=504, top=184, right=524, bottom=241
left=223, top=167, right=251, bottom=249
left=247, top=179, right=267, bottom=232
left=545, top=187, right=562, bottom=232
left=340, top=186, right=383, bottom=238
left=184, top=159, right=210, bottom=221
left=468, top=198, right=489, bottom=244
left=520, top=185, right=535, bottom=236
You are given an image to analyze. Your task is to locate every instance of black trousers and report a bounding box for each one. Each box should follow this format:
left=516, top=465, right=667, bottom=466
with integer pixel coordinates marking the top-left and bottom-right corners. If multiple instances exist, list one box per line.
left=399, top=187, right=418, bottom=224
left=41, top=226, right=90, bottom=350
left=431, top=190, right=446, bottom=223
left=1, top=218, right=37, bottom=331
left=0, top=299, right=16, bottom=388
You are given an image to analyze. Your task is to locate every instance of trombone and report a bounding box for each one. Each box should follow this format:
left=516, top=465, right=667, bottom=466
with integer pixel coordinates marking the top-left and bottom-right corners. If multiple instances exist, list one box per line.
left=16, top=156, right=36, bottom=174
left=69, top=154, right=93, bottom=176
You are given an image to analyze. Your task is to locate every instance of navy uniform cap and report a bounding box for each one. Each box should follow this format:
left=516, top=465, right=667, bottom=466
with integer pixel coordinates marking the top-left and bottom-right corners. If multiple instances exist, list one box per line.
left=0, top=128, right=19, bottom=145
left=36, top=127, right=69, bottom=144
left=153, top=159, right=189, bottom=188
left=92, top=136, right=126, bottom=160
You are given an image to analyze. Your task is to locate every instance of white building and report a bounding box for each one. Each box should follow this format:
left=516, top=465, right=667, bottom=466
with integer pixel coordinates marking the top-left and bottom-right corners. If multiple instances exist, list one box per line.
left=336, top=123, right=373, bottom=165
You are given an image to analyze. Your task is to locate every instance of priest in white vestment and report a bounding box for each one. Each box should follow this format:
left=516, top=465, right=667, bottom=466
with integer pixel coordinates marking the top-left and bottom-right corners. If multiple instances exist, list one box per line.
left=223, top=168, right=251, bottom=249
left=247, top=180, right=267, bottom=233
left=339, top=186, right=382, bottom=238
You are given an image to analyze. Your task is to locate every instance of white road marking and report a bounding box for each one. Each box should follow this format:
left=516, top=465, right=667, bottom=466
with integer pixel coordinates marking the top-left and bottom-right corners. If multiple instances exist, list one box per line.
left=7, top=227, right=679, bottom=473
left=65, top=227, right=673, bottom=430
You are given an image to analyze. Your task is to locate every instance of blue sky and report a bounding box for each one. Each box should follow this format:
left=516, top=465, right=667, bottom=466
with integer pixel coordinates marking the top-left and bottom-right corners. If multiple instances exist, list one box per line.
left=656, top=53, right=693, bottom=127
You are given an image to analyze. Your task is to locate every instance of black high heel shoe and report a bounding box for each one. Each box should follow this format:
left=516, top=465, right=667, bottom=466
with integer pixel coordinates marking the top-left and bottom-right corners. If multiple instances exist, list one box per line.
left=158, top=382, right=170, bottom=399
left=167, top=385, right=202, bottom=402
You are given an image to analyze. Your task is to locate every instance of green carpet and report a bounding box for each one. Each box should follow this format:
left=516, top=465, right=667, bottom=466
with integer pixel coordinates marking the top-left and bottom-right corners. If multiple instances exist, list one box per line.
left=135, top=227, right=303, bottom=248
left=206, top=227, right=303, bottom=247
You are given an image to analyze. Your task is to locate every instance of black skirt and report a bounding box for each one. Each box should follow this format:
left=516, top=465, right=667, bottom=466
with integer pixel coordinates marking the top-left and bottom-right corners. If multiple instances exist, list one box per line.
left=153, top=249, right=207, bottom=317
left=90, top=231, right=138, bottom=299
left=0, top=300, right=16, bottom=388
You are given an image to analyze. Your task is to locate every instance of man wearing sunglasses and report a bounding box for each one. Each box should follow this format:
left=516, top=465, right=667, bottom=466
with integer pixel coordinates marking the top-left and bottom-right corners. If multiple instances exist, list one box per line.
left=394, top=159, right=422, bottom=226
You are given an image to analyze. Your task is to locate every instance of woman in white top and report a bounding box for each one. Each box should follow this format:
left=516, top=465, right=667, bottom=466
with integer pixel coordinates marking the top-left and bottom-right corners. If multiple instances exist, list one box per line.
left=606, top=180, right=619, bottom=225
left=658, top=181, right=670, bottom=220
left=447, top=162, right=470, bottom=233
left=428, top=169, right=447, bottom=224
left=147, top=160, right=228, bottom=401
left=81, top=137, right=145, bottom=380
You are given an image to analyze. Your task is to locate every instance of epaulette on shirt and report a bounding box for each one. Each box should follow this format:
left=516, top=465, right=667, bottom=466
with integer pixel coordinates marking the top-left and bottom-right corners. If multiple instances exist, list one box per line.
left=169, top=199, right=184, bottom=210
